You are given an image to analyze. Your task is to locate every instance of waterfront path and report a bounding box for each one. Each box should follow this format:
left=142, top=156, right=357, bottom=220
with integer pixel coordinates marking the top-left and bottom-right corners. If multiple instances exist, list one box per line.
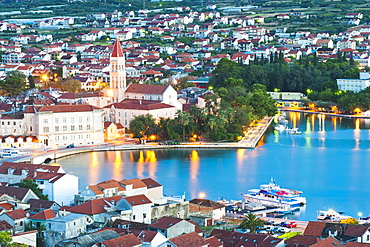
left=2, top=116, right=274, bottom=164
left=239, top=116, right=273, bottom=148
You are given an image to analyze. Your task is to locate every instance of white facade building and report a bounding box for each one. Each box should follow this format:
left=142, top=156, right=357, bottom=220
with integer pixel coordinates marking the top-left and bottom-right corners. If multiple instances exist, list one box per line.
left=337, top=72, right=370, bottom=93
left=109, top=38, right=127, bottom=103
left=23, top=105, right=104, bottom=148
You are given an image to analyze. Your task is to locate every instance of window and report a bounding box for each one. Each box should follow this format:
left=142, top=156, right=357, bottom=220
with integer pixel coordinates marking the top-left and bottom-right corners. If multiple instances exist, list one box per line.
left=71, top=117, right=74, bottom=123
left=63, top=118, right=66, bottom=123
left=79, top=117, right=82, bottom=123
left=13, top=121, right=16, bottom=125
left=43, top=127, right=49, bottom=133
left=87, top=125, right=91, bottom=130
left=55, top=126, right=59, bottom=132
left=79, top=125, right=83, bottom=130
left=63, top=136, right=67, bottom=140
left=87, top=117, right=90, bottom=122
left=55, top=136, right=59, bottom=141
left=44, top=119, right=48, bottom=124
left=143, top=213, right=146, bottom=218
left=63, top=126, right=67, bottom=131
left=71, top=125, right=75, bottom=131
left=133, top=215, right=136, bottom=220
left=30, top=126, right=32, bottom=131
left=55, top=118, right=59, bottom=124
left=7, top=121, right=10, bottom=125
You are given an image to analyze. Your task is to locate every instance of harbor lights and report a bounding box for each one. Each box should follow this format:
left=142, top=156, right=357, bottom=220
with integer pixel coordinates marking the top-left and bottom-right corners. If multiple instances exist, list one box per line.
left=354, top=108, right=361, bottom=115
left=198, top=192, right=206, bottom=199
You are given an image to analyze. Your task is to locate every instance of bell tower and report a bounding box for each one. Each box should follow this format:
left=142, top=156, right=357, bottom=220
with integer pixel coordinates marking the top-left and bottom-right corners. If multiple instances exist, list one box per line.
left=109, top=37, right=126, bottom=102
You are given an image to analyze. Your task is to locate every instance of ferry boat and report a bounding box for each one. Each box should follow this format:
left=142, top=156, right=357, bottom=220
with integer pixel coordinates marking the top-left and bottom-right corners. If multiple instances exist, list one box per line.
left=243, top=179, right=306, bottom=208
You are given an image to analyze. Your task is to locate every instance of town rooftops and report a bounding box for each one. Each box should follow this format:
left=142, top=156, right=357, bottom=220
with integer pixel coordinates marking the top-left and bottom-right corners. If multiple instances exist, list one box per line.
left=0, top=162, right=63, bottom=176
left=125, top=83, right=169, bottom=95
left=285, top=235, right=321, bottom=247
left=105, top=100, right=175, bottom=111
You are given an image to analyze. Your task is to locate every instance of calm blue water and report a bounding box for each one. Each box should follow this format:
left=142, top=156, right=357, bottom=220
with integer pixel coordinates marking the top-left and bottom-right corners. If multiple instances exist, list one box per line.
left=56, top=112, right=370, bottom=221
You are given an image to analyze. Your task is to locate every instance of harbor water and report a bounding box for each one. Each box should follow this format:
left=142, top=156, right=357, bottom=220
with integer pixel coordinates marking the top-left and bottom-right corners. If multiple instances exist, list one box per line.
left=56, top=112, right=370, bottom=221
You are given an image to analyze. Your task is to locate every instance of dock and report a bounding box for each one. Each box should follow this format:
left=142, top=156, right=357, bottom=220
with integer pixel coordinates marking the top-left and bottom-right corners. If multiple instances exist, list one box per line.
left=239, top=116, right=274, bottom=148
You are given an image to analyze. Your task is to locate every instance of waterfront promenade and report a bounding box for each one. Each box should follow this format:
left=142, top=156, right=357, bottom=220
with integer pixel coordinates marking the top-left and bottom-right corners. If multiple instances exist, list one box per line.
left=3, top=115, right=274, bottom=164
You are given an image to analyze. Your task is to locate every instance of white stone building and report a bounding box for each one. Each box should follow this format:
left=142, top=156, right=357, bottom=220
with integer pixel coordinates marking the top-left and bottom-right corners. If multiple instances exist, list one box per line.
left=45, top=212, right=93, bottom=246
left=337, top=72, right=370, bottom=93
left=23, top=104, right=104, bottom=148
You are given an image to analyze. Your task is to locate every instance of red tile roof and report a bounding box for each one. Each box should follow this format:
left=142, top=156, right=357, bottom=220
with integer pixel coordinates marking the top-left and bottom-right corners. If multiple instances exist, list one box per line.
left=67, top=196, right=123, bottom=215
left=105, top=100, right=174, bottom=111
left=0, top=162, right=62, bottom=176
left=149, top=217, right=183, bottom=230
left=5, top=209, right=28, bottom=220
left=170, top=232, right=208, bottom=247
left=205, top=236, right=223, bottom=247
left=0, top=220, right=13, bottom=231
left=98, top=234, right=141, bottom=247
left=124, top=194, right=152, bottom=206
left=189, top=198, right=225, bottom=210
left=125, top=83, right=168, bottom=95
left=0, top=203, right=14, bottom=211
left=311, top=236, right=344, bottom=247
left=29, top=209, right=55, bottom=220
left=304, top=221, right=327, bottom=237
left=25, top=104, right=102, bottom=113
left=285, top=235, right=321, bottom=247
left=120, top=178, right=148, bottom=189
left=132, top=230, right=158, bottom=242
left=344, top=225, right=369, bottom=237
left=141, top=178, right=162, bottom=188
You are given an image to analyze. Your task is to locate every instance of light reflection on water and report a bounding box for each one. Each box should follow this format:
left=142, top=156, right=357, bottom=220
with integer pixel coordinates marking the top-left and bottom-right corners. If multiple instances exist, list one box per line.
left=57, top=112, right=370, bottom=221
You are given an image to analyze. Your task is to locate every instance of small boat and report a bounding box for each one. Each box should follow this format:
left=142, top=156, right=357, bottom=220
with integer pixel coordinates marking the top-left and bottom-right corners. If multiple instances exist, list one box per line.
left=1, top=149, right=21, bottom=158
left=285, top=128, right=298, bottom=132
left=243, top=179, right=306, bottom=208
left=317, top=209, right=352, bottom=221
left=274, top=125, right=286, bottom=131
left=279, top=118, right=289, bottom=124
left=289, top=130, right=301, bottom=135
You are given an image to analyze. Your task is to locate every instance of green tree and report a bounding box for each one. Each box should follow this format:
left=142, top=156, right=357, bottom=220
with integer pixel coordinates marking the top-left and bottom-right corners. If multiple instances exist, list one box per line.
left=129, top=114, right=156, bottom=141
left=0, top=71, right=27, bottom=96
left=238, top=213, right=265, bottom=233
left=19, top=179, right=48, bottom=200
left=0, top=231, right=27, bottom=246
left=175, top=110, right=191, bottom=141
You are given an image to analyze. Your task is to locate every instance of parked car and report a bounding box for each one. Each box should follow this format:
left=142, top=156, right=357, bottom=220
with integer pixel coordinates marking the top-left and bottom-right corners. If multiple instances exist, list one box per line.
left=66, top=144, right=75, bottom=148
left=280, top=222, right=288, bottom=227
left=286, top=222, right=297, bottom=228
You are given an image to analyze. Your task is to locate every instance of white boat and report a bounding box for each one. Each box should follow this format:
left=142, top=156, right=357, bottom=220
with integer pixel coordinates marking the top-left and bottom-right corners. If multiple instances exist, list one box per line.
left=317, top=209, right=352, bottom=221
left=289, top=130, right=302, bottom=135
left=274, top=125, right=286, bottom=131
left=1, top=149, right=21, bottom=158
left=243, top=179, right=306, bottom=208
left=285, top=128, right=298, bottom=132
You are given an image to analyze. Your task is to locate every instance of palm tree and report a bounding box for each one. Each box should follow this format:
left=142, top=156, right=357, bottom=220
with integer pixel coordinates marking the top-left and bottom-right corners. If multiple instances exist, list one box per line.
left=238, top=213, right=265, bottom=233
left=175, top=110, right=191, bottom=141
